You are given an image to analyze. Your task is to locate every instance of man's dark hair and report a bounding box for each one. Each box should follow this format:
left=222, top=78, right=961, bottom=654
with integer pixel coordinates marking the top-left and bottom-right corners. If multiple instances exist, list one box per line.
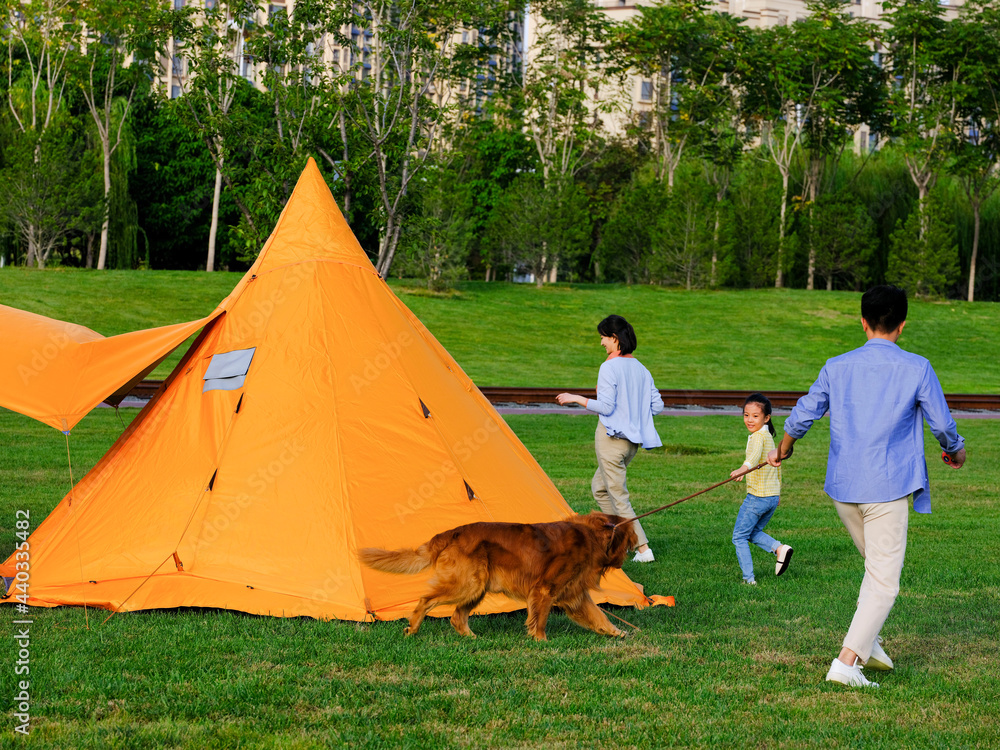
left=597, top=315, right=637, bottom=355
left=862, top=285, right=908, bottom=334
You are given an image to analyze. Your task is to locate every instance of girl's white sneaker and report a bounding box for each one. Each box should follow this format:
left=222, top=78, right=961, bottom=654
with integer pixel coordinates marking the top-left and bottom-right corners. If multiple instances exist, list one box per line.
left=632, top=549, right=655, bottom=563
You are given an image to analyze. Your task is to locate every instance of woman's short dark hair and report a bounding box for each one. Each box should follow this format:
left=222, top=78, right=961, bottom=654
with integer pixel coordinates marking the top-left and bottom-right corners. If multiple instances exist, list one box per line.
left=744, top=392, right=776, bottom=436
left=597, top=315, right=637, bottom=355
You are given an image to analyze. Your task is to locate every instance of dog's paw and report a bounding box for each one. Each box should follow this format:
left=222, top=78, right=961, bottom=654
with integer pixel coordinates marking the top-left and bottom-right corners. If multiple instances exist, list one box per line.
left=403, top=626, right=416, bottom=637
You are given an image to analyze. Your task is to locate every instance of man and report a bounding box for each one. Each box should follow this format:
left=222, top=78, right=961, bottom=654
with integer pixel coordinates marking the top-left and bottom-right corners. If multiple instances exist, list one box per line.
left=768, top=285, right=966, bottom=688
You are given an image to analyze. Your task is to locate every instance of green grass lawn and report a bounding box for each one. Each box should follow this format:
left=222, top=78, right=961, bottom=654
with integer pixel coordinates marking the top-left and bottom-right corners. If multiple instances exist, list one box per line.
left=1, top=270, right=998, bottom=746
left=1, top=407, right=997, bottom=748
left=2, top=269, right=998, bottom=392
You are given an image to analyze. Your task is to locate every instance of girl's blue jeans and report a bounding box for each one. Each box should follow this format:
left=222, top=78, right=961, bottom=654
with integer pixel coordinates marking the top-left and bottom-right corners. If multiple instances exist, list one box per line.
left=732, top=493, right=780, bottom=582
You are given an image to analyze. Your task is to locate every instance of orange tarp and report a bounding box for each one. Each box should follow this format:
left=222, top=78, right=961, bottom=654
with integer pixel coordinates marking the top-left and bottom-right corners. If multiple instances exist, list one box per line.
left=0, top=304, right=222, bottom=432
left=0, top=158, right=650, bottom=621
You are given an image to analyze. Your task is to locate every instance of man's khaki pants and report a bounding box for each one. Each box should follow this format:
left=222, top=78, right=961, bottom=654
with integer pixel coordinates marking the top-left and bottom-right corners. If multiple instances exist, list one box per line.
left=592, top=424, right=649, bottom=549
left=834, top=497, right=909, bottom=661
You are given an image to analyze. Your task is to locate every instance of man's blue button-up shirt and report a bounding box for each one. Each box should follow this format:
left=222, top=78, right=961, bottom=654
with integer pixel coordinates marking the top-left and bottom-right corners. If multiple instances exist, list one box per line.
left=783, top=338, right=964, bottom=513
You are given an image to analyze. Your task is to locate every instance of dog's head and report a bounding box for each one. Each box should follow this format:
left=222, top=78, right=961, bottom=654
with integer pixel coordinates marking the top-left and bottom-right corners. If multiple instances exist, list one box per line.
left=575, top=512, right=639, bottom=568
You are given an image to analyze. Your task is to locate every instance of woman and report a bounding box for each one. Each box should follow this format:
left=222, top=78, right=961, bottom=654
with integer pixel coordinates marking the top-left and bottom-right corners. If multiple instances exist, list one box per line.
left=556, top=315, right=664, bottom=562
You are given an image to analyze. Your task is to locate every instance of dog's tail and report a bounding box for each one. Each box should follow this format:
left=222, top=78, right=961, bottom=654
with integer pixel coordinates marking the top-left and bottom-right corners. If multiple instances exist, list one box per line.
left=358, top=545, right=432, bottom=575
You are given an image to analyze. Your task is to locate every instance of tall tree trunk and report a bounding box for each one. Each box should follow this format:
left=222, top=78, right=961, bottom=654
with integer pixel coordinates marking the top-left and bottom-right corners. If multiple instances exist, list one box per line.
left=968, top=199, right=980, bottom=302
left=775, top=170, right=789, bottom=288
left=207, top=164, right=223, bottom=273
left=339, top=110, right=352, bottom=219
left=711, top=201, right=720, bottom=288
left=97, top=152, right=112, bottom=270
left=26, top=229, right=37, bottom=268
left=376, top=217, right=403, bottom=278
left=806, top=206, right=816, bottom=291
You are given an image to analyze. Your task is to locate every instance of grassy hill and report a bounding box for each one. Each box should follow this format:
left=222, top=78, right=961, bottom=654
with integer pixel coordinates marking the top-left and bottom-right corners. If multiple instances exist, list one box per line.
left=2, top=269, right=998, bottom=392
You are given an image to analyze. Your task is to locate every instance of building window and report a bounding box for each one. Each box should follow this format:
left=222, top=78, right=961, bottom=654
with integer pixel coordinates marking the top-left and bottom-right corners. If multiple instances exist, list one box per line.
left=205, top=0, right=216, bottom=8
left=462, top=30, right=468, bottom=43
left=174, top=0, right=184, bottom=8
left=640, top=80, right=653, bottom=101
left=171, top=85, right=181, bottom=98
left=868, top=131, right=879, bottom=152
left=172, top=56, right=184, bottom=76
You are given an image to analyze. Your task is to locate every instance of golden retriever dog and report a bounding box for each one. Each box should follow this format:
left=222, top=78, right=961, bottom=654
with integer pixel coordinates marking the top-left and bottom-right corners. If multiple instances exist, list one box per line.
left=358, top=512, right=638, bottom=641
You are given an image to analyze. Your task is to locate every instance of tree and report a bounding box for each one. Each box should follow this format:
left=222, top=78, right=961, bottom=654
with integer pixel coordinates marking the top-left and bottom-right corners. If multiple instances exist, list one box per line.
left=612, top=0, right=744, bottom=192
left=807, top=192, right=877, bottom=290
left=737, top=23, right=805, bottom=288
left=179, top=0, right=272, bottom=269
left=887, top=190, right=959, bottom=298
left=650, top=173, right=715, bottom=288
left=484, top=173, right=591, bottom=287
left=3, top=0, right=82, bottom=266
left=522, top=0, right=613, bottom=187
left=882, top=0, right=958, bottom=242
left=792, top=0, right=887, bottom=290
left=76, top=0, right=166, bottom=270
left=943, top=0, right=1000, bottom=302
left=396, top=161, right=474, bottom=289
left=0, top=116, right=101, bottom=267
left=597, top=173, right=668, bottom=284
left=739, top=0, right=885, bottom=289
left=331, top=0, right=516, bottom=278
left=728, top=155, right=782, bottom=288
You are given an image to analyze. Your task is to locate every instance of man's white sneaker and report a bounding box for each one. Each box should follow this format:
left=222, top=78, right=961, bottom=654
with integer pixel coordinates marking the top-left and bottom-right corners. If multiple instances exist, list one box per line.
left=865, top=636, right=894, bottom=671
left=825, top=658, right=879, bottom=688
left=632, top=549, right=655, bottom=563
left=775, top=544, right=794, bottom=576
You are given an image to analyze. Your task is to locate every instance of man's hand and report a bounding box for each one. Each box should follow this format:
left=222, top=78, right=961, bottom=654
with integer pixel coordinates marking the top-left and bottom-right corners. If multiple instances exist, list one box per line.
left=730, top=467, right=745, bottom=481
left=943, top=447, right=967, bottom=469
left=768, top=434, right=797, bottom=467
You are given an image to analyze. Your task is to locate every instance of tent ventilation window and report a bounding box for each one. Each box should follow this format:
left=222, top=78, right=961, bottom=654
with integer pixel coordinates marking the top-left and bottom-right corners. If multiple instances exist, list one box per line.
left=420, top=399, right=431, bottom=418
left=203, top=347, right=256, bottom=392
left=464, top=481, right=477, bottom=501
left=207, top=470, right=217, bottom=491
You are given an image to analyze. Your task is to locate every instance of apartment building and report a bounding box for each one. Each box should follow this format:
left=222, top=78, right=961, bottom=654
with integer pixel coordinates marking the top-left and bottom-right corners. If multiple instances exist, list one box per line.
left=577, top=0, right=965, bottom=142
left=161, top=0, right=513, bottom=111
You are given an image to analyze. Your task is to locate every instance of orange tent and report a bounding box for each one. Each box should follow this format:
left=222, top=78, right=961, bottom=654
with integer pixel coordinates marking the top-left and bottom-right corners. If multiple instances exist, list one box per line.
left=0, top=158, right=651, bottom=621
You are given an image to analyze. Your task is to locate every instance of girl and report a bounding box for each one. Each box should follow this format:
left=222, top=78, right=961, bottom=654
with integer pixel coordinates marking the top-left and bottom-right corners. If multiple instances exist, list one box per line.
left=730, top=393, right=793, bottom=584
left=556, top=315, right=664, bottom=562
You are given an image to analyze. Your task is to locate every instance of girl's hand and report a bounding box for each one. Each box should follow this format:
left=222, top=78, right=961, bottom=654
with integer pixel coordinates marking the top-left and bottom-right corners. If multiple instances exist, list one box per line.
left=730, top=468, right=744, bottom=481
